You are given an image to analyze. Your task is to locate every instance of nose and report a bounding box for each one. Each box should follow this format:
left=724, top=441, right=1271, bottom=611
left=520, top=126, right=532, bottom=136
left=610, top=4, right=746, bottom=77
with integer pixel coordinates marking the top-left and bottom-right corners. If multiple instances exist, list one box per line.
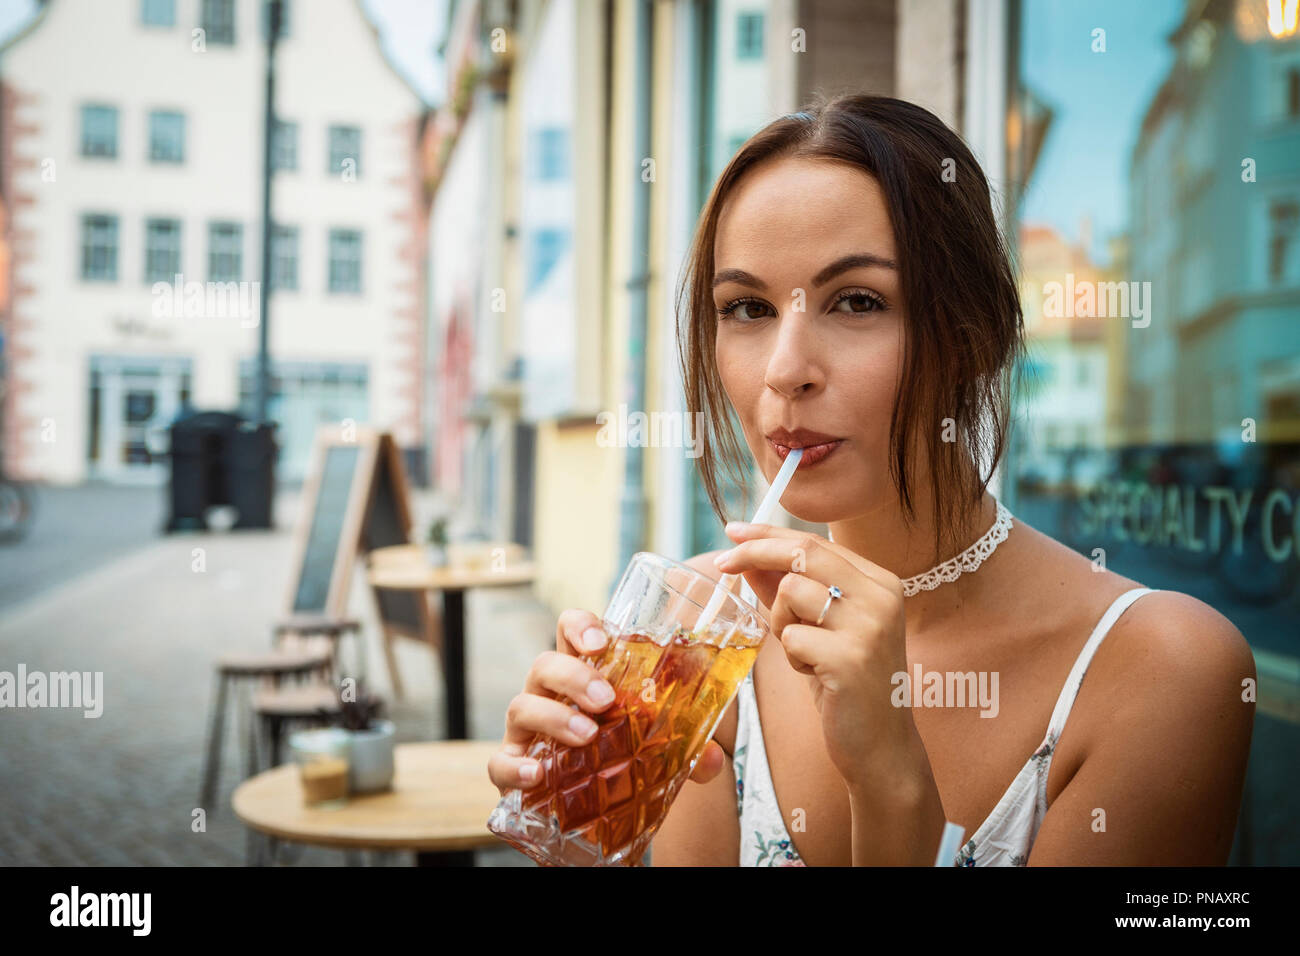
left=763, top=311, right=823, bottom=399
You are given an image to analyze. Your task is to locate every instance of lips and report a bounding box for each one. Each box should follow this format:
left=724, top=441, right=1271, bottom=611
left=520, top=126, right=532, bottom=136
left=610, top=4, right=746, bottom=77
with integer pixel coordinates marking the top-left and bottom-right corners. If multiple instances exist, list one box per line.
left=765, top=427, right=845, bottom=468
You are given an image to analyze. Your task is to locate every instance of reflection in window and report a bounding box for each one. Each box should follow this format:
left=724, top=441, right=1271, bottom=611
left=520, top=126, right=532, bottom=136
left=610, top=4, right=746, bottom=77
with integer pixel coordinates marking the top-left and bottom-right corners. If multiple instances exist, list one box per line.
left=201, top=0, right=235, bottom=44
left=1269, top=198, right=1298, bottom=284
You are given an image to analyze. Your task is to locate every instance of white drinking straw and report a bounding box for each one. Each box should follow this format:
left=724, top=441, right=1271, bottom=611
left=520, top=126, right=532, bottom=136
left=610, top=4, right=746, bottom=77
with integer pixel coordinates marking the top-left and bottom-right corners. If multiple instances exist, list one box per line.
left=934, top=821, right=966, bottom=867
left=694, top=448, right=804, bottom=634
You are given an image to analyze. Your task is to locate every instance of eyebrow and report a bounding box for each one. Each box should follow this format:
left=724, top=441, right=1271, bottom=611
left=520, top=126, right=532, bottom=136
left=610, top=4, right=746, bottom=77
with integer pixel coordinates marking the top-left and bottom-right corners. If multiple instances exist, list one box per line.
left=711, top=253, right=897, bottom=291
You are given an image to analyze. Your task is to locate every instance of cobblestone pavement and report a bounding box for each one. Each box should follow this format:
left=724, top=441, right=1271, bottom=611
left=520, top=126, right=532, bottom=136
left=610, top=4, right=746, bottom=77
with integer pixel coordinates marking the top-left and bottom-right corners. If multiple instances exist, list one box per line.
left=0, top=489, right=555, bottom=866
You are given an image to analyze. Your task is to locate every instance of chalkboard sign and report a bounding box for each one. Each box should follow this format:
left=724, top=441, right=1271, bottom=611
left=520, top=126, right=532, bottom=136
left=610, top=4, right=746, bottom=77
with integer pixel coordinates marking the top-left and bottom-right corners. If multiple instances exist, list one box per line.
left=361, top=439, right=427, bottom=640
left=292, top=444, right=361, bottom=612
left=285, top=427, right=425, bottom=643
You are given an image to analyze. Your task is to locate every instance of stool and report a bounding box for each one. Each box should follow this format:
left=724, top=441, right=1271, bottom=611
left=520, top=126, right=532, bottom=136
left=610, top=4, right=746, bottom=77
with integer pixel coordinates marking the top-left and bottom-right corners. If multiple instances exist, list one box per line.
left=198, top=648, right=332, bottom=812
left=273, top=615, right=363, bottom=676
left=247, top=680, right=346, bottom=866
left=253, top=681, right=344, bottom=769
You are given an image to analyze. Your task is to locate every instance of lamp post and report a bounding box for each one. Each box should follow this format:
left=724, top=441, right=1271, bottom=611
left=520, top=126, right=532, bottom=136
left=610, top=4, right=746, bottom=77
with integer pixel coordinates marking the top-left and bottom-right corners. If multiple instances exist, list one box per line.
left=255, top=0, right=282, bottom=426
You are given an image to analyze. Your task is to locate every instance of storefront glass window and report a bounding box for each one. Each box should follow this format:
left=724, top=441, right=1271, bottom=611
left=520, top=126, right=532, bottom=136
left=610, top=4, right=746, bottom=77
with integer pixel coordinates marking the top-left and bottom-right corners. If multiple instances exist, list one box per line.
left=1009, top=0, right=1300, bottom=864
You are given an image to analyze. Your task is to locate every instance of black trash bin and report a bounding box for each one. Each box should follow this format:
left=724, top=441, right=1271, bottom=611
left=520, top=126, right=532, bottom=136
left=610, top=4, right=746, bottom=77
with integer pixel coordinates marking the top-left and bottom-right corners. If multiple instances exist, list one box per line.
left=228, top=420, right=276, bottom=529
left=165, top=411, right=275, bottom=531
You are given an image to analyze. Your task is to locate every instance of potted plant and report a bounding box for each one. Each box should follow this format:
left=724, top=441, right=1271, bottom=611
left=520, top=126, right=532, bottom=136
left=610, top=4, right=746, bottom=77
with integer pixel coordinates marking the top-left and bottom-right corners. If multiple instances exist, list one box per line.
left=426, top=516, right=450, bottom=568
left=335, top=681, right=395, bottom=794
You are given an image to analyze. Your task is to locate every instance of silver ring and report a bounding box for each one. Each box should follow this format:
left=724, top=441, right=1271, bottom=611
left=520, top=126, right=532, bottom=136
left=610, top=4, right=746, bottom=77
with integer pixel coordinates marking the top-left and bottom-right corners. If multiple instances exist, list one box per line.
left=815, top=584, right=844, bottom=626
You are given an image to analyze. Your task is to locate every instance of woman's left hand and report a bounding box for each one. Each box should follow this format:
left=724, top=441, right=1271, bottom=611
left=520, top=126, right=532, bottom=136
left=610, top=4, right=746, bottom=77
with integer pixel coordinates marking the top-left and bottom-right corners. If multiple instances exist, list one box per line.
left=713, top=521, right=925, bottom=795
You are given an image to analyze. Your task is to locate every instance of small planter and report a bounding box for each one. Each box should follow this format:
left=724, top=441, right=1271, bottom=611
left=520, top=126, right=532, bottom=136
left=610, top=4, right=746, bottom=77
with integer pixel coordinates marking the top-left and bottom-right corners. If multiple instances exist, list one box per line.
left=425, top=544, right=448, bottom=568
left=347, top=719, right=396, bottom=793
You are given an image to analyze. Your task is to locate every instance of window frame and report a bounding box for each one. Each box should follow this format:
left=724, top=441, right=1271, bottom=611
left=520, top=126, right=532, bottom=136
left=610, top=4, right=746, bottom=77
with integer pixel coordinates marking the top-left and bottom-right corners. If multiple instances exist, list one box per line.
left=270, top=224, right=300, bottom=291
left=327, top=228, right=363, bottom=294
left=148, top=110, right=186, bottom=164
left=80, top=104, right=119, bottom=159
left=140, top=0, right=175, bottom=27
left=207, top=220, right=244, bottom=283
left=200, top=0, right=236, bottom=45
left=80, top=213, right=120, bottom=282
left=736, top=11, right=764, bottom=61
left=144, top=217, right=183, bottom=284
left=272, top=118, right=298, bottom=171
left=327, top=125, right=362, bottom=178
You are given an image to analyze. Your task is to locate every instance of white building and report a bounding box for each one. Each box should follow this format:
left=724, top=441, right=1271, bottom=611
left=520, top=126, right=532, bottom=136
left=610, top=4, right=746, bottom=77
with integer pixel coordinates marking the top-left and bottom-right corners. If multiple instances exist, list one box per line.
left=1, top=0, right=426, bottom=483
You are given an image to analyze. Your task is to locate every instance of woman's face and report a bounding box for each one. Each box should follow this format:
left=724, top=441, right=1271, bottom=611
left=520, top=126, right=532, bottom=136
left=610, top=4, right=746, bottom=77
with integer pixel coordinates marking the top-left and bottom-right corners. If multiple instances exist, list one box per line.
left=712, top=156, right=906, bottom=524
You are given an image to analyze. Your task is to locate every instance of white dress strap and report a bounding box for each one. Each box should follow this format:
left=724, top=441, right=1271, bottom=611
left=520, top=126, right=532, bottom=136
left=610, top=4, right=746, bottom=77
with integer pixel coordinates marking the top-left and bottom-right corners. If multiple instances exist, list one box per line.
left=1044, top=587, right=1156, bottom=740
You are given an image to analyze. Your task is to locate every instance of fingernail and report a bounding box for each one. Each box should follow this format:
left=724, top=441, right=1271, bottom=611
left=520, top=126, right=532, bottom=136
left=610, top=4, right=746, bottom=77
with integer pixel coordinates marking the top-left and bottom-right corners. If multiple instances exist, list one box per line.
left=724, top=521, right=749, bottom=534
left=581, top=626, right=606, bottom=652
left=519, top=761, right=538, bottom=783
left=713, top=550, right=731, bottom=566
left=587, top=680, right=615, bottom=706
left=569, top=714, right=598, bottom=739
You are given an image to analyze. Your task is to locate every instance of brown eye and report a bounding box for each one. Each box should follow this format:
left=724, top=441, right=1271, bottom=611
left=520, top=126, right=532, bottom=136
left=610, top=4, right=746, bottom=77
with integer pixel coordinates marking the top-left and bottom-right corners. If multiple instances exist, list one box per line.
left=717, top=297, right=773, bottom=322
left=831, top=290, right=886, bottom=315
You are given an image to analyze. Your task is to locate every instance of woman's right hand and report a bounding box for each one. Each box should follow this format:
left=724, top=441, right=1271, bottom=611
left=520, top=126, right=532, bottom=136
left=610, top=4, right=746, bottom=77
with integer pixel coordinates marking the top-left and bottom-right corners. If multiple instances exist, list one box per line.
left=487, top=608, right=727, bottom=794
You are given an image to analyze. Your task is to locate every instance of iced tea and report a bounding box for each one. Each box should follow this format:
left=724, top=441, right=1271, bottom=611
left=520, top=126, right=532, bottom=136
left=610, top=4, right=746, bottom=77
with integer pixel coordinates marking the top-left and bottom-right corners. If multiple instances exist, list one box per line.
left=490, top=626, right=760, bottom=866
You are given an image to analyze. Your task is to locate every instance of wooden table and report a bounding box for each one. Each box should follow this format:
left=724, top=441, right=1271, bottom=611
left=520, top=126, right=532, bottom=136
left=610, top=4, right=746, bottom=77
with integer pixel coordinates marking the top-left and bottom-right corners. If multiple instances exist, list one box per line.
left=232, top=741, right=504, bottom=866
left=366, top=546, right=536, bottom=739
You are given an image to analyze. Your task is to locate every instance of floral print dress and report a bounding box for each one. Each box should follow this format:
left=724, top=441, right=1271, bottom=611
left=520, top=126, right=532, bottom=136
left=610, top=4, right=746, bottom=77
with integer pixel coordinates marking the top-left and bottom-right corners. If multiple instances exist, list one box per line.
left=733, top=587, right=1156, bottom=867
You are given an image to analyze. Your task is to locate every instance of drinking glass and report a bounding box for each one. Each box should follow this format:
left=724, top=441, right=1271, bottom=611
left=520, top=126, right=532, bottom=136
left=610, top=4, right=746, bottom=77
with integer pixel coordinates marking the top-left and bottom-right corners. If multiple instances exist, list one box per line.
left=487, top=551, right=770, bottom=866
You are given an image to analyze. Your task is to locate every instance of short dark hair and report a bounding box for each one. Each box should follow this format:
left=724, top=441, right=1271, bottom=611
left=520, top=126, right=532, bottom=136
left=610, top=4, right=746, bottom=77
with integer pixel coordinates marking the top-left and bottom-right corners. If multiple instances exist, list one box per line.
left=676, top=92, right=1025, bottom=563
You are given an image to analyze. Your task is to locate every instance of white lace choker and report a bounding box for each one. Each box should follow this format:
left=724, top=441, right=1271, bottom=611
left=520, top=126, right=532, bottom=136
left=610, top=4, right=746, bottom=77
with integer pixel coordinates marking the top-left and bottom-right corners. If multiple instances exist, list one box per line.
left=830, top=499, right=1014, bottom=597
left=901, top=499, right=1014, bottom=596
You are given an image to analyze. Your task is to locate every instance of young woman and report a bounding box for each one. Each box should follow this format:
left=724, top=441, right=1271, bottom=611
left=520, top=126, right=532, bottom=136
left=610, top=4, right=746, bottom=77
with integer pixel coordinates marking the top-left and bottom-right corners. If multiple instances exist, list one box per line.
left=487, top=94, right=1256, bottom=866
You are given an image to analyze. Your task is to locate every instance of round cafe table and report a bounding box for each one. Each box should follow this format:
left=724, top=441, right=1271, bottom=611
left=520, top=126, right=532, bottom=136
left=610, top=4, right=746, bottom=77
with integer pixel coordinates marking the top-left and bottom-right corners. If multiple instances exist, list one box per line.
left=232, top=740, right=505, bottom=866
left=366, top=545, right=537, bottom=739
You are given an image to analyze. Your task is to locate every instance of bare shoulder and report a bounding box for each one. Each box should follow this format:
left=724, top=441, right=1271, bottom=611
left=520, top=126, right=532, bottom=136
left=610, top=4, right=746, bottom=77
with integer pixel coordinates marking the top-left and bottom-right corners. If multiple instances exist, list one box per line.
left=1095, top=587, right=1257, bottom=711
left=1029, top=578, right=1256, bottom=863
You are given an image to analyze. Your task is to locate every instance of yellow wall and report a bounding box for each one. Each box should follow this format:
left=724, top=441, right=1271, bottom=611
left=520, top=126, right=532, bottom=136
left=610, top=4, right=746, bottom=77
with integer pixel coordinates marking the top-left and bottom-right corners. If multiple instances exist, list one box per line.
left=532, top=419, right=621, bottom=614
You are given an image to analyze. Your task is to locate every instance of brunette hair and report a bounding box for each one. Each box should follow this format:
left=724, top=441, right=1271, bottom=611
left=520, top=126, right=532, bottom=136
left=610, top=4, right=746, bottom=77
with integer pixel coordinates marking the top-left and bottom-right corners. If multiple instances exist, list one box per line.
left=676, top=92, right=1025, bottom=564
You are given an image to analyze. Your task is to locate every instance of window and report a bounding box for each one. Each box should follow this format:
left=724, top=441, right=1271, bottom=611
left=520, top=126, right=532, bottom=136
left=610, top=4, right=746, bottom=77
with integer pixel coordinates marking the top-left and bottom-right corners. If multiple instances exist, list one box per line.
left=533, top=128, right=568, bottom=180
left=144, top=218, right=182, bottom=283
left=208, top=221, right=243, bottom=282
left=272, top=119, right=297, bottom=170
left=201, top=0, right=235, bottom=45
left=271, top=225, right=298, bottom=291
left=81, top=214, right=119, bottom=281
left=327, top=125, right=361, bottom=178
left=528, top=228, right=567, bottom=291
left=736, top=11, right=764, bottom=60
left=1269, top=199, right=1299, bottom=284
left=80, top=105, right=118, bottom=158
left=261, top=0, right=290, bottom=40
left=141, top=0, right=174, bottom=27
left=149, top=111, right=185, bottom=163
left=327, top=229, right=362, bottom=292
